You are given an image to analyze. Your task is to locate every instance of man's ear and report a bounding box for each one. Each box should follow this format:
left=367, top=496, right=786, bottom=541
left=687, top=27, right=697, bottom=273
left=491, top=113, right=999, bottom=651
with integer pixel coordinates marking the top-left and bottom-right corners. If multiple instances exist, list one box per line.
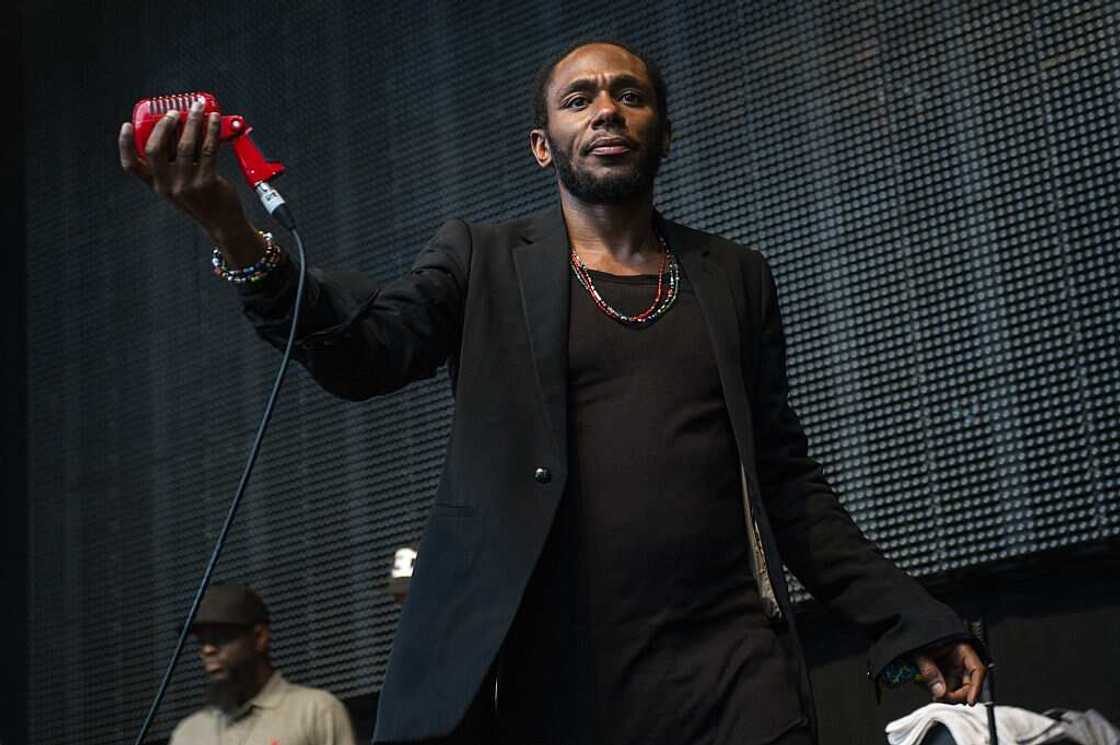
left=254, top=624, right=271, bottom=655
left=529, top=129, right=552, bottom=168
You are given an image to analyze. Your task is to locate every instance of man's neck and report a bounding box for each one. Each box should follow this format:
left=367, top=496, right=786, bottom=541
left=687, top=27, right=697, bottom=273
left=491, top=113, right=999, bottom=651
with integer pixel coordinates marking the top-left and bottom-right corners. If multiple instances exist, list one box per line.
left=247, top=663, right=275, bottom=702
left=558, top=188, right=660, bottom=275
left=231, top=664, right=275, bottom=712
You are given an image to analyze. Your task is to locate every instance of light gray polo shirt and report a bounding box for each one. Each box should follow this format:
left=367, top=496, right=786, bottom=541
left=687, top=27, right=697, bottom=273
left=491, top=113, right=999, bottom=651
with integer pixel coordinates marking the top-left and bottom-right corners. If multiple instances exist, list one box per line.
left=168, top=671, right=355, bottom=745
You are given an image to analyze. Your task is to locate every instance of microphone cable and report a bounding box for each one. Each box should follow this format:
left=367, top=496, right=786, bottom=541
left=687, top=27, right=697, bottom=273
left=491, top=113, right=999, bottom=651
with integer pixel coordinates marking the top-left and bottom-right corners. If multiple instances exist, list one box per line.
left=133, top=203, right=305, bottom=745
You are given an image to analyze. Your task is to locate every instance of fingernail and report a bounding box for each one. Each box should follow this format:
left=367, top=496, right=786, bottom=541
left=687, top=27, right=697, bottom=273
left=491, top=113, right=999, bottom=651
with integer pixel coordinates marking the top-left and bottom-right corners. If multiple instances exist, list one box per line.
left=932, top=682, right=945, bottom=696
left=209, top=112, right=219, bottom=124
left=191, top=99, right=204, bottom=113
left=166, top=110, right=179, bottom=119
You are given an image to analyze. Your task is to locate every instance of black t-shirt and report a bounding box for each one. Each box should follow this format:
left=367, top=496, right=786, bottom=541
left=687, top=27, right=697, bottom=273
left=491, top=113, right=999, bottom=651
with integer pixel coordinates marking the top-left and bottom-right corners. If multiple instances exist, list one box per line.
left=497, top=267, right=801, bottom=745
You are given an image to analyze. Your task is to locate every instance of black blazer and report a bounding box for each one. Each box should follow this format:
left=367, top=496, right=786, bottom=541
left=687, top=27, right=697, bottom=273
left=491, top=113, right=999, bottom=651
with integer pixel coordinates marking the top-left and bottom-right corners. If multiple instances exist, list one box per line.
left=241, top=207, right=968, bottom=743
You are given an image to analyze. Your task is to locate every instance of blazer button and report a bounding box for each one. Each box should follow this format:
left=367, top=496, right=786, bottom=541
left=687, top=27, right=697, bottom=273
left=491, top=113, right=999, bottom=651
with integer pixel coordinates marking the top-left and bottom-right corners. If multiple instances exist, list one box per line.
left=533, top=467, right=552, bottom=484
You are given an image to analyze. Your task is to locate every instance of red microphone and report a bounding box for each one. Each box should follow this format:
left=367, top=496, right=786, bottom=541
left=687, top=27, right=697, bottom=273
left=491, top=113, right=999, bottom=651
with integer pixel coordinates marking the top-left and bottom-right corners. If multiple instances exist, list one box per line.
left=131, top=92, right=293, bottom=228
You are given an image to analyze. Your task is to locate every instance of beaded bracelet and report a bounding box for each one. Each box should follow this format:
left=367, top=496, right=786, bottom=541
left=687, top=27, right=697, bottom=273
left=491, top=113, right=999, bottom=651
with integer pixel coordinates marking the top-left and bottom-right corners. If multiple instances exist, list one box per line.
left=211, top=230, right=284, bottom=284
left=870, top=658, right=925, bottom=703
left=880, top=659, right=924, bottom=688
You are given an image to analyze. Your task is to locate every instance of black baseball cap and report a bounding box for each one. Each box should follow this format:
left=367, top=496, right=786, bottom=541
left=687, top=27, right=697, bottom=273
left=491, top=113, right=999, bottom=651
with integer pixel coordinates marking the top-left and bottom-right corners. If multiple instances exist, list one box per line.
left=189, top=583, right=270, bottom=629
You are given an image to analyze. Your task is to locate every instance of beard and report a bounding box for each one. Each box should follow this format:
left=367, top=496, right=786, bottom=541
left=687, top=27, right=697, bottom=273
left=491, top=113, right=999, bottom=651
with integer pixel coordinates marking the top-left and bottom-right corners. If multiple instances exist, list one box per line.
left=549, top=130, right=664, bottom=204
left=205, top=655, right=258, bottom=714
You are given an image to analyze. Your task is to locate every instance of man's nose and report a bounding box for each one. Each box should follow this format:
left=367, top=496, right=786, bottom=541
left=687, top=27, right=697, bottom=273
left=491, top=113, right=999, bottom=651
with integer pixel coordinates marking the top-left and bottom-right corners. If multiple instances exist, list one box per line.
left=591, top=92, right=624, bottom=127
left=199, top=642, right=218, bottom=657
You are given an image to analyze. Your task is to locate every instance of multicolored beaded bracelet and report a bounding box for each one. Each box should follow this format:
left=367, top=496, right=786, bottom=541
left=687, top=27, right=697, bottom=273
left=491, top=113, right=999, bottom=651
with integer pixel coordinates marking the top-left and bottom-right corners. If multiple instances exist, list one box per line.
left=880, top=659, right=924, bottom=688
left=871, top=657, right=926, bottom=703
left=211, top=230, right=283, bottom=284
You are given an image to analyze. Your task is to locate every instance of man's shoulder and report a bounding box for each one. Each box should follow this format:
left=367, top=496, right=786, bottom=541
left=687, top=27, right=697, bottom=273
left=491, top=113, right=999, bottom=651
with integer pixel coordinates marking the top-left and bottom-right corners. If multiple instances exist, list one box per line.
left=661, top=215, right=768, bottom=268
left=276, top=680, right=353, bottom=739
left=280, top=679, right=348, bottom=710
left=169, top=706, right=217, bottom=742
left=456, top=208, right=550, bottom=242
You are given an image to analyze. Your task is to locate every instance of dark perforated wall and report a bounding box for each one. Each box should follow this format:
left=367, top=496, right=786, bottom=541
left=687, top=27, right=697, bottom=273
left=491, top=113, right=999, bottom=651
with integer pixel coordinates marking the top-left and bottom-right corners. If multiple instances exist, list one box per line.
left=22, top=1, right=1118, bottom=743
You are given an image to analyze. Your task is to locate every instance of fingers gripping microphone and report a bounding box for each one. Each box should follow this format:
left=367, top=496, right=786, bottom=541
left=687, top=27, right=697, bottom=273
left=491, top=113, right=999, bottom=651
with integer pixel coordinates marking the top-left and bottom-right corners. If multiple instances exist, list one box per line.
left=132, top=92, right=294, bottom=230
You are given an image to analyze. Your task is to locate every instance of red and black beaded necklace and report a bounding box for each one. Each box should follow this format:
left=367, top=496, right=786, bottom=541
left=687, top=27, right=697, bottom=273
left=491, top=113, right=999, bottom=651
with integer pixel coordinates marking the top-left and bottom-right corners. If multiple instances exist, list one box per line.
left=569, top=230, right=679, bottom=327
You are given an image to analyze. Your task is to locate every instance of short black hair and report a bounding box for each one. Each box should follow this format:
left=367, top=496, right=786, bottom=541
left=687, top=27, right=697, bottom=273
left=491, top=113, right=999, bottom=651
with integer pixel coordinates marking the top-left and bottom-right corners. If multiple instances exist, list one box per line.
left=532, top=39, right=670, bottom=134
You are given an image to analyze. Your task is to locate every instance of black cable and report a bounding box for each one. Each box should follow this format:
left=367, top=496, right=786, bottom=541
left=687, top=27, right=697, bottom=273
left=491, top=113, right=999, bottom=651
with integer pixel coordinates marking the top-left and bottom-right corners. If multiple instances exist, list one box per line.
left=968, top=618, right=998, bottom=745
left=132, top=222, right=307, bottom=745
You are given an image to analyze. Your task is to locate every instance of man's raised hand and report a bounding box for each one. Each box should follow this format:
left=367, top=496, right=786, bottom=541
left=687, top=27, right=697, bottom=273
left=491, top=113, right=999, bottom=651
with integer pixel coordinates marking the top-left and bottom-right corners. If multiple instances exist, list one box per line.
left=118, top=98, right=265, bottom=267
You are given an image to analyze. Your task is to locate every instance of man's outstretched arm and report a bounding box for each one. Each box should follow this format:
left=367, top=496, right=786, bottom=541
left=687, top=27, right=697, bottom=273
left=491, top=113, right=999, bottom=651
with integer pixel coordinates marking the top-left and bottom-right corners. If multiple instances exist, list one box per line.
left=119, top=101, right=471, bottom=401
left=235, top=218, right=471, bottom=400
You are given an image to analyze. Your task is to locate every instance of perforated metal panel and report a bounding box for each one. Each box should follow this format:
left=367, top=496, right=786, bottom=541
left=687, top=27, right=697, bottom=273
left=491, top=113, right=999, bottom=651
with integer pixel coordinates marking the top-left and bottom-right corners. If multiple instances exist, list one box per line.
left=23, top=1, right=1118, bottom=743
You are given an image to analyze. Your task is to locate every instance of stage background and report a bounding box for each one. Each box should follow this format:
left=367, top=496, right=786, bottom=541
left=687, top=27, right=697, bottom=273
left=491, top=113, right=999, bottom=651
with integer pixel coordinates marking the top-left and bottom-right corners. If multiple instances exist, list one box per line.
left=17, top=1, right=1119, bottom=743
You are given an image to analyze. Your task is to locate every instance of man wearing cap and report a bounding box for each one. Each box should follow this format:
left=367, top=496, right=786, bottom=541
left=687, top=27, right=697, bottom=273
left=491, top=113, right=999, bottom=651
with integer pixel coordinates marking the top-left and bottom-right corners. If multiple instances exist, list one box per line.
left=169, top=584, right=356, bottom=745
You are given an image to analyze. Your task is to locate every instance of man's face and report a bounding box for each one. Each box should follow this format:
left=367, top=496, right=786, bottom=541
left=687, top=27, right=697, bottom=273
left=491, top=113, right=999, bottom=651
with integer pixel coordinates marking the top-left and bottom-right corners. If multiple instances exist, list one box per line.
left=194, top=623, right=264, bottom=711
left=533, top=43, right=669, bottom=204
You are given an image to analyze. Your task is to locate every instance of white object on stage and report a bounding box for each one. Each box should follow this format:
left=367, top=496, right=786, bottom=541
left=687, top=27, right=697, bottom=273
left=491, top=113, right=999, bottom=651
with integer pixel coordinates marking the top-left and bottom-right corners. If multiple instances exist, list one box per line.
left=886, top=702, right=1067, bottom=745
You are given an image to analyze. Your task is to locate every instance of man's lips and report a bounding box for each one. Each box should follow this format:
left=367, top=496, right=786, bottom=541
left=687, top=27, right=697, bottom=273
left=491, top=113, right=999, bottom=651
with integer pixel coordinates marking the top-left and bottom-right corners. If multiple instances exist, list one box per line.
left=585, top=137, right=635, bottom=156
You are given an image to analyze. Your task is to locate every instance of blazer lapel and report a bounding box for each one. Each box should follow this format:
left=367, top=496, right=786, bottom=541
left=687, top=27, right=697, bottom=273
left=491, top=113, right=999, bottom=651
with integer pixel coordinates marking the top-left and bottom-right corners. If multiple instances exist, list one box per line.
left=662, top=216, right=756, bottom=460
left=663, top=216, right=783, bottom=614
left=510, top=209, right=757, bottom=470
left=513, top=207, right=570, bottom=461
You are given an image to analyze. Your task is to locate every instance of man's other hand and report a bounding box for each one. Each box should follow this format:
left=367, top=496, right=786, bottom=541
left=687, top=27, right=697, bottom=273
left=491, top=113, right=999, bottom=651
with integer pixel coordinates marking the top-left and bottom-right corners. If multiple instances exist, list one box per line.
left=914, top=641, right=988, bottom=706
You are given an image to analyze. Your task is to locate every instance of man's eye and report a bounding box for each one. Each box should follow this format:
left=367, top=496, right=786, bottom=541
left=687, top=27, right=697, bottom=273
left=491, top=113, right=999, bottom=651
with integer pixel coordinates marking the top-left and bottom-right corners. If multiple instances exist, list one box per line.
left=620, top=91, right=642, bottom=104
left=565, top=96, right=589, bottom=109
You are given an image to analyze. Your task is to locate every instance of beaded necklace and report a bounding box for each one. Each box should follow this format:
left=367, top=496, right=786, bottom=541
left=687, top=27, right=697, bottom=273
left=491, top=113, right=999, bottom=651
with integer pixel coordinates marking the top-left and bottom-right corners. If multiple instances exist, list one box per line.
left=569, top=231, right=679, bottom=327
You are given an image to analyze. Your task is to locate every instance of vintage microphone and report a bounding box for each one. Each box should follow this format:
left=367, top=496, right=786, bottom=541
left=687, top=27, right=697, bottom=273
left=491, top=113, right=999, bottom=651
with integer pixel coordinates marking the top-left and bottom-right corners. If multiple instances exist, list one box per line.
left=129, top=92, right=306, bottom=745
left=131, top=92, right=295, bottom=231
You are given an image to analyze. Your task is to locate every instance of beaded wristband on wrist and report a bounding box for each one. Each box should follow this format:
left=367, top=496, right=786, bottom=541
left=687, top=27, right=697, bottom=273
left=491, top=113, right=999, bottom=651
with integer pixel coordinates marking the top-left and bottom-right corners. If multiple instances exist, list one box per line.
left=880, top=659, right=924, bottom=688
left=211, top=230, right=284, bottom=284
left=871, top=658, right=925, bottom=703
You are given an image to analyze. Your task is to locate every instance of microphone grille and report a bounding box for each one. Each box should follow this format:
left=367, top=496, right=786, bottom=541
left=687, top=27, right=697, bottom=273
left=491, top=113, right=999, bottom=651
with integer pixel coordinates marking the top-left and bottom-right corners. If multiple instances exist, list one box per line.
left=148, top=92, right=203, bottom=114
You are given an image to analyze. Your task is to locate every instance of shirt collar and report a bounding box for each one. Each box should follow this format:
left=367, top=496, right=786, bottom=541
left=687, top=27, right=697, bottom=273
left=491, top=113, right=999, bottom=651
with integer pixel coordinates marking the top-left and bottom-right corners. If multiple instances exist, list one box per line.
left=248, top=670, right=288, bottom=710
left=220, top=670, right=287, bottom=723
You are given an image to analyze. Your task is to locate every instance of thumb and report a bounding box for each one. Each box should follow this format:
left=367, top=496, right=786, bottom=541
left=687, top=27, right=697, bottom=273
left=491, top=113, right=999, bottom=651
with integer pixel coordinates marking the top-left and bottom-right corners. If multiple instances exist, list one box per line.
left=914, top=654, right=947, bottom=699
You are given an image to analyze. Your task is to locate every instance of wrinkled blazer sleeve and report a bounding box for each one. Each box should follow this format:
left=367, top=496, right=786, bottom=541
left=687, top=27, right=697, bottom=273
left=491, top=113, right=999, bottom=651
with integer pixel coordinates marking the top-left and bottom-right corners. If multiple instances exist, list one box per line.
left=238, top=219, right=472, bottom=400
left=749, top=254, right=969, bottom=677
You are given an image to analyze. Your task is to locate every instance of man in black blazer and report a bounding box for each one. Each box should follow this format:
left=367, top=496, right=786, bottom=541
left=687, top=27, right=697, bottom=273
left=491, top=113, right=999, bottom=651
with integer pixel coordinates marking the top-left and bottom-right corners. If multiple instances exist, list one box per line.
left=121, top=39, right=986, bottom=745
